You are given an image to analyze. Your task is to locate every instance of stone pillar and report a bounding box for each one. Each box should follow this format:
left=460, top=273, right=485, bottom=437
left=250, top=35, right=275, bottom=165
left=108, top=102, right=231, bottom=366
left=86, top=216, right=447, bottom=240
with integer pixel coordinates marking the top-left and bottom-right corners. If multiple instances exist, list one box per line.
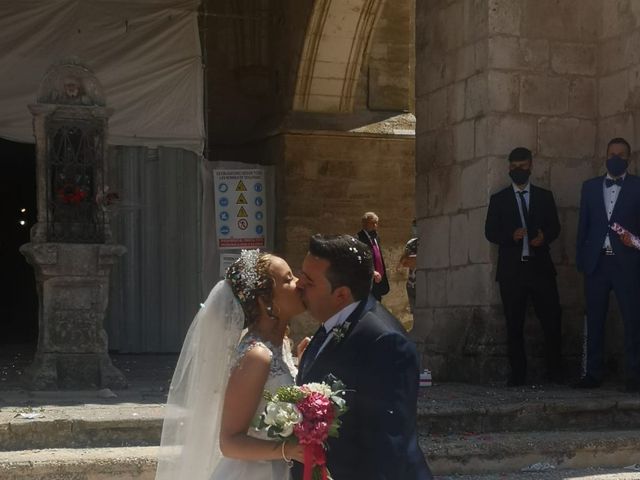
left=20, top=243, right=126, bottom=389
left=415, top=0, right=605, bottom=382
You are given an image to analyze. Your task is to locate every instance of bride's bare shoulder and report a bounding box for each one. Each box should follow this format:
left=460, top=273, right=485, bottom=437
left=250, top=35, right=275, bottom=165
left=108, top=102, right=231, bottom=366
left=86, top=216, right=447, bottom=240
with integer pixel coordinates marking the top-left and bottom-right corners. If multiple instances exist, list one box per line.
left=232, top=337, right=273, bottom=373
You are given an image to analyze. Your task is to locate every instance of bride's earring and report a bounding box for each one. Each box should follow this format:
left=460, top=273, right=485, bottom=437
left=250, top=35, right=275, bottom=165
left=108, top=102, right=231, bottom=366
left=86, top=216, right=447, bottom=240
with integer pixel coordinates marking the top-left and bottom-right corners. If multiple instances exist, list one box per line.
left=266, top=304, right=276, bottom=319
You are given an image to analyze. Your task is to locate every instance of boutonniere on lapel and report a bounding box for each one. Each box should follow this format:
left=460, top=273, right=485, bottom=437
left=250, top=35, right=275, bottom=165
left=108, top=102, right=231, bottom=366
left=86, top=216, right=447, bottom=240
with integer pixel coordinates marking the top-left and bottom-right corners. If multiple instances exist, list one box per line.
left=331, top=320, right=352, bottom=344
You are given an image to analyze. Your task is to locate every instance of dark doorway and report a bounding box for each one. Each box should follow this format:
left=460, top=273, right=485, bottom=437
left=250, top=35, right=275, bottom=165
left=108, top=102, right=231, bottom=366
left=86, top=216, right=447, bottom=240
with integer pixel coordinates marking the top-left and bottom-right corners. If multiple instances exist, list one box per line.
left=0, top=138, right=38, bottom=347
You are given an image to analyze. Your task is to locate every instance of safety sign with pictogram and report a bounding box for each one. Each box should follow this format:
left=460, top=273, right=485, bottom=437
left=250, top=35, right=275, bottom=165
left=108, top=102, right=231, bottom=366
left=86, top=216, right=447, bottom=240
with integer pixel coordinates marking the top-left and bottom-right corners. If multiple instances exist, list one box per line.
left=213, top=169, right=267, bottom=249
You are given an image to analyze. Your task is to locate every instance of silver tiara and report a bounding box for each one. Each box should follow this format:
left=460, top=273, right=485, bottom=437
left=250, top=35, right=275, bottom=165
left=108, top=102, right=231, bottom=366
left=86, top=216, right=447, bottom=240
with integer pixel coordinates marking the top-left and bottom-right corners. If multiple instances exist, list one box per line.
left=226, top=249, right=265, bottom=305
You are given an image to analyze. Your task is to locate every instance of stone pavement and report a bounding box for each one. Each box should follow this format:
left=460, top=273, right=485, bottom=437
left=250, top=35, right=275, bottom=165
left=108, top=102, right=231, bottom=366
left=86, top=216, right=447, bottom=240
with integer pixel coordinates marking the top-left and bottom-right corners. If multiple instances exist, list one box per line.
left=439, top=468, right=640, bottom=480
left=2, top=347, right=640, bottom=479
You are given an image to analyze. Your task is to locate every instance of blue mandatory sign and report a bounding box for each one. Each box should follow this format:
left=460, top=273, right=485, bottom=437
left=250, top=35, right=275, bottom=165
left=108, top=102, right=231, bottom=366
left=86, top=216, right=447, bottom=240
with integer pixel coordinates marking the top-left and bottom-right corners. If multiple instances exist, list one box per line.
left=218, top=183, right=228, bottom=193
left=219, top=211, right=229, bottom=222
left=219, top=197, right=229, bottom=207
left=254, top=197, right=263, bottom=207
left=254, top=183, right=263, bottom=192
left=255, top=211, right=263, bottom=221
left=220, top=225, right=230, bottom=236
left=256, top=225, right=264, bottom=235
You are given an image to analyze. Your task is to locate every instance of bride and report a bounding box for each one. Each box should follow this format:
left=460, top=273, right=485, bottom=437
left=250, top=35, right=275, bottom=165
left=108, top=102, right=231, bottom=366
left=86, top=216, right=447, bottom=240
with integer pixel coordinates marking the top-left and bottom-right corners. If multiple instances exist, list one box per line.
left=155, top=250, right=306, bottom=480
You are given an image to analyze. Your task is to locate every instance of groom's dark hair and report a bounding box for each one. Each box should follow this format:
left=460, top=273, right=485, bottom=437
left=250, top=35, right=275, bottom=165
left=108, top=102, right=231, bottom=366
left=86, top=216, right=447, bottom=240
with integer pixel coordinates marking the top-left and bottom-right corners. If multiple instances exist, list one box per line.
left=308, top=234, right=373, bottom=301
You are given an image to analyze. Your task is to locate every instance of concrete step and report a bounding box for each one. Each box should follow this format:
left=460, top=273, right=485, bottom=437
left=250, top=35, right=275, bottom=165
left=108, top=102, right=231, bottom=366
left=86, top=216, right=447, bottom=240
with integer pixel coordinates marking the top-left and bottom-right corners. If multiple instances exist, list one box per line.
left=436, top=466, right=640, bottom=479
left=419, top=383, right=640, bottom=434
left=0, top=446, right=158, bottom=480
left=0, top=405, right=163, bottom=451
left=3, top=388, right=640, bottom=452
left=424, top=429, right=640, bottom=476
left=1, top=435, right=639, bottom=480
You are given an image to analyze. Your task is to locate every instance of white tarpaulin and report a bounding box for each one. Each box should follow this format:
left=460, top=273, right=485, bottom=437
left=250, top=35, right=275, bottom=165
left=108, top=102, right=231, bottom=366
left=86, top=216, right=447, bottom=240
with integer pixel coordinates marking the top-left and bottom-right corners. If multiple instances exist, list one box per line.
left=0, top=0, right=204, bottom=154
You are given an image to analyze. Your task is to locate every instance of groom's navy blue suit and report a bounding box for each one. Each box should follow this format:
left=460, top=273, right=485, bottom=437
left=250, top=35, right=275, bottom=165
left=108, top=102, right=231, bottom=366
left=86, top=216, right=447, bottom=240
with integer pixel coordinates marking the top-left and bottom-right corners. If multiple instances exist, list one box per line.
left=294, top=296, right=432, bottom=480
left=577, top=174, right=640, bottom=383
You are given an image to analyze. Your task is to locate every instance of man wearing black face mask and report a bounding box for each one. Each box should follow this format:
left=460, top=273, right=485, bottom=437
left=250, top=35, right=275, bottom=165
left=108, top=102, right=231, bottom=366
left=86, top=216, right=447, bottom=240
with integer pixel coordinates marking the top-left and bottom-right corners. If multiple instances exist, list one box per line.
left=575, top=137, right=640, bottom=393
left=485, top=147, right=563, bottom=387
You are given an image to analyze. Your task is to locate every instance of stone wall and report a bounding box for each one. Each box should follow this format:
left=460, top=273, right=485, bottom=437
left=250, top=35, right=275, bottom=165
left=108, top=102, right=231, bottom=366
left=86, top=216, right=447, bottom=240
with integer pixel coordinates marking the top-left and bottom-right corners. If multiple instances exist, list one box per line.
left=272, top=131, right=416, bottom=334
left=353, top=0, right=415, bottom=111
left=415, top=0, right=502, bottom=382
left=414, top=0, right=640, bottom=383
left=595, top=2, right=640, bottom=377
left=598, top=4, right=640, bottom=167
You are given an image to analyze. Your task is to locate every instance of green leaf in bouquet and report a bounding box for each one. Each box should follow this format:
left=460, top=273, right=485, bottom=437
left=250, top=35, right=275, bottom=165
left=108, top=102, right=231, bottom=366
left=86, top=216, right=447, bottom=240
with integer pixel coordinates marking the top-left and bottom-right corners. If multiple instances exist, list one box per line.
left=263, top=390, right=274, bottom=402
left=330, top=393, right=347, bottom=412
left=274, top=385, right=305, bottom=403
left=326, top=375, right=346, bottom=393
left=328, top=418, right=342, bottom=438
left=251, top=414, right=263, bottom=429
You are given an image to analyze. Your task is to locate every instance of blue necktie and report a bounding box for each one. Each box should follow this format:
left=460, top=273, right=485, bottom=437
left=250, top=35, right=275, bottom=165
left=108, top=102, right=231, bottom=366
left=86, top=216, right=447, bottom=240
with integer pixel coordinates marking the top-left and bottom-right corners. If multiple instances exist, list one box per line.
left=517, top=190, right=529, bottom=228
left=300, top=325, right=329, bottom=378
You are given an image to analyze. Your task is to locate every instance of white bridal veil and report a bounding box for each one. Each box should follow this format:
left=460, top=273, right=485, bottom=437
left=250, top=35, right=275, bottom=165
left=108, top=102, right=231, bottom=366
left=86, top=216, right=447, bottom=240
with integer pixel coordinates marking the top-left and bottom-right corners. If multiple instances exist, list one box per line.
left=155, top=280, right=245, bottom=480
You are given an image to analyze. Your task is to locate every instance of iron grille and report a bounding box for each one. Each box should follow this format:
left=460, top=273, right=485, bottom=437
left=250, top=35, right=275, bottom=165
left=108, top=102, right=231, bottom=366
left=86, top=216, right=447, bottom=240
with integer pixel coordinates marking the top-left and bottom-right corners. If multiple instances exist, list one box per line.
left=46, top=118, right=105, bottom=243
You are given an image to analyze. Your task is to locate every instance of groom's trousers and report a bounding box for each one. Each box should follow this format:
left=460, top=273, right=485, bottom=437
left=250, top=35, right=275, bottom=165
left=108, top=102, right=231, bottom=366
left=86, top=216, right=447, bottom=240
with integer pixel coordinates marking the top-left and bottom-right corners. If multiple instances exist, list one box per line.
left=584, top=254, right=640, bottom=383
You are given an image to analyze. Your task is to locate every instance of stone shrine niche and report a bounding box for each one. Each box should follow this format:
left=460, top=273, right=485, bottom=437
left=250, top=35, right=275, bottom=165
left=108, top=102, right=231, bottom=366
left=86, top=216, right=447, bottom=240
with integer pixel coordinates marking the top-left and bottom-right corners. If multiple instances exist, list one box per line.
left=32, top=61, right=109, bottom=243
left=37, top=62, right=106, bottom=107
left=47, top=114, right=104, bottom=242
left=21, top=59, right=126, bottom=390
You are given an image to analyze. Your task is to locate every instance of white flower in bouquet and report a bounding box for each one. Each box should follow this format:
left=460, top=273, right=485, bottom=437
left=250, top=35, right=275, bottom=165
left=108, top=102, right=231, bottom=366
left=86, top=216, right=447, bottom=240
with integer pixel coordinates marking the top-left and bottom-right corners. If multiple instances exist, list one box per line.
left=302, top=382, right=333, bottom=398
left=263, top=401, right=302, bottom=437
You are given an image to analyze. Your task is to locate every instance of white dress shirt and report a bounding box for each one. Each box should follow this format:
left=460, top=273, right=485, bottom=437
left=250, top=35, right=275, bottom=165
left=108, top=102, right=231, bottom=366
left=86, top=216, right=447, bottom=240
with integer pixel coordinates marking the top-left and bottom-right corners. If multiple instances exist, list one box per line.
left=602, top=173, right=626, bottom=249
left=316, top=301, right=359, bottom=357
left=512, top=182, right=531, bottom=258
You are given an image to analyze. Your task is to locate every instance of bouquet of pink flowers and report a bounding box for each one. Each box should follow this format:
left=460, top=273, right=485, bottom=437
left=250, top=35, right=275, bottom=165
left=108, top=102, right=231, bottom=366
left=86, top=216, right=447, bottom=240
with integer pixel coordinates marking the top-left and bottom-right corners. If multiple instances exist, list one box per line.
left=257, top=376, right=348, bottom=480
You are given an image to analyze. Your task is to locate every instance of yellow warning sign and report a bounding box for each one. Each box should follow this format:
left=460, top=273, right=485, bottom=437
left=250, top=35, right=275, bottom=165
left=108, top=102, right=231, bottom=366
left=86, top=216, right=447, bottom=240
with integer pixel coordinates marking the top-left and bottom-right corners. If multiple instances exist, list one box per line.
left=237, top=206, right=248, bottom=218
left=236, top=180, right=247, bottom=192
left=236, top=193, right=248, bottom=204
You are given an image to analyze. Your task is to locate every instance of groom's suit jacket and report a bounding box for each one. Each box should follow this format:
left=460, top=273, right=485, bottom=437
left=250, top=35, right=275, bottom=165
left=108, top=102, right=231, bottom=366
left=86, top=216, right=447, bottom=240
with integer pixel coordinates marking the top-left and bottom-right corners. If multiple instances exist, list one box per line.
left=294, top=296, right=432, bottom=480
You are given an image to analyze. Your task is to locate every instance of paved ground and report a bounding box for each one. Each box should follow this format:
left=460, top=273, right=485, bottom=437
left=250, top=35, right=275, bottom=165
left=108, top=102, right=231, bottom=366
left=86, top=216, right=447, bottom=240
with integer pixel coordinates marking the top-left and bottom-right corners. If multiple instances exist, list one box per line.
left=438, top=468, right=640, bottom=480
left=0, top=345, right=176, bottom=406
left=2, top=345, right=640, bottom=479
left=1, top=342, right=638, bottom=407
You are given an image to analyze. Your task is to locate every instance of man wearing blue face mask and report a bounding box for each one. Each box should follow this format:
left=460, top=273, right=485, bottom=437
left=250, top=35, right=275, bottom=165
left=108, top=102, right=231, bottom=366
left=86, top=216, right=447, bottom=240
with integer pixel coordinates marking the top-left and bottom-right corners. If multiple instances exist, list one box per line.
left=485, top=147, right=563, bottom=387
left=575, top=137, right=640, bottom=393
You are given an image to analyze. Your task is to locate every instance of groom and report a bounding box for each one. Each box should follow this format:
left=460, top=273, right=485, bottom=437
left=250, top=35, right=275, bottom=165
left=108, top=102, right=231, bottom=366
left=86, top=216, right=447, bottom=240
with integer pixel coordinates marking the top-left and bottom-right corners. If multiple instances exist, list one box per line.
left=294, top=234, right=432, bottom=480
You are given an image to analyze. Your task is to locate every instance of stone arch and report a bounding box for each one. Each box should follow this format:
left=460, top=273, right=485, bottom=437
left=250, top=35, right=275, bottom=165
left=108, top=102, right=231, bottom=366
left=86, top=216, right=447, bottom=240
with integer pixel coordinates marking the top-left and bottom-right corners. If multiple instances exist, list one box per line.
left=293, top=0, right=385, bottom=112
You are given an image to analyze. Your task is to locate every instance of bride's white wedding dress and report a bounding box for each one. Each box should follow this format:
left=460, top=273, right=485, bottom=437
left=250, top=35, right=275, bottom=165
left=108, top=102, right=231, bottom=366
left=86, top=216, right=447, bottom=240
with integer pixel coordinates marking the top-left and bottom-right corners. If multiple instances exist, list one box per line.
left=211, top=332, right=298, bottom=480
left=155, top=281, right=297, bottom=480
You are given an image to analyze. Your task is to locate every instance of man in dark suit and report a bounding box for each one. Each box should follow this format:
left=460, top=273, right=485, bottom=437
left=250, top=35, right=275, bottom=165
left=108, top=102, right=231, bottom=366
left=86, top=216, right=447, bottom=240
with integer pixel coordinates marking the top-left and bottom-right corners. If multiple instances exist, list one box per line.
left=575, top=137, right=640, bottom=393
left=357, top=212, right=389, bottom=301
left=485, top=147, right=562, bottom=386
left=294, top=234, right=432, bottom=480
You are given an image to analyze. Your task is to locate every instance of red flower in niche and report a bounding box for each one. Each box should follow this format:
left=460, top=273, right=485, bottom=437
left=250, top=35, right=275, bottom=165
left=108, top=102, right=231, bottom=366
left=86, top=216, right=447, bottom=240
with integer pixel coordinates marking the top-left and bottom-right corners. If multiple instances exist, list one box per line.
left=57, top=184, right=88, bottom=205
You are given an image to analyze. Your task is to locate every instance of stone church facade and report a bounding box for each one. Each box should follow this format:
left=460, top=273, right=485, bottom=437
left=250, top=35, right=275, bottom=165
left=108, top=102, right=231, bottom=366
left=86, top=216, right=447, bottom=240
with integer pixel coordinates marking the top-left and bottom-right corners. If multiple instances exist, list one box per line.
left=215, top=0, right=640, bottom=383
left=414, top=0, right=640, bottom=382
left=4, top=1, right=640, bottom=385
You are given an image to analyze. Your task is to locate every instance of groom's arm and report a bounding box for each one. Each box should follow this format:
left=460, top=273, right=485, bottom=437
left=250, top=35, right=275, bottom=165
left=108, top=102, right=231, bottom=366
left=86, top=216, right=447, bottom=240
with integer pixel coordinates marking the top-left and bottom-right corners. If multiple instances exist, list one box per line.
left=356, top=332, right=420, bottom=479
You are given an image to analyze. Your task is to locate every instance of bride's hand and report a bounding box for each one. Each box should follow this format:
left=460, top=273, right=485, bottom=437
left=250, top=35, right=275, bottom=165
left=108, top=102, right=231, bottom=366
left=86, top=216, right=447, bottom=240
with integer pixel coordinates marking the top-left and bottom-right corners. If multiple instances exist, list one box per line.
left=284, top=441, right=306, bottom=463
left=296, top=337, right=310, bottom=359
